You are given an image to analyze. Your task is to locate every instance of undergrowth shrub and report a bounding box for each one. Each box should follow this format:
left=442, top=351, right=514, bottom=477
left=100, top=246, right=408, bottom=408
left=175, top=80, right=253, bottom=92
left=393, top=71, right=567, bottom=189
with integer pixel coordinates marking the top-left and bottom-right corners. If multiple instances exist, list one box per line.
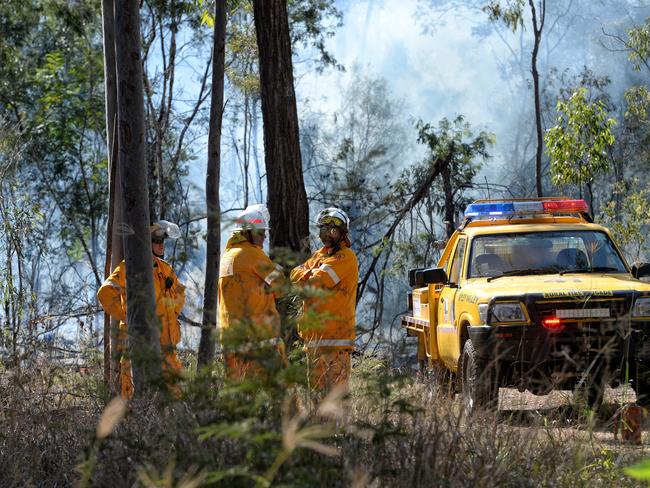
left=1, top=353, right=649, bottom=487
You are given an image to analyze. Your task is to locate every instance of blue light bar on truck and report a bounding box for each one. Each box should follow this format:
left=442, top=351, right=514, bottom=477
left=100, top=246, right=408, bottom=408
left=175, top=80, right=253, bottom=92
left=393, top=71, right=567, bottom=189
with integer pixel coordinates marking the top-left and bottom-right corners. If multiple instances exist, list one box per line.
left=464, top=199, right=588, bottom=219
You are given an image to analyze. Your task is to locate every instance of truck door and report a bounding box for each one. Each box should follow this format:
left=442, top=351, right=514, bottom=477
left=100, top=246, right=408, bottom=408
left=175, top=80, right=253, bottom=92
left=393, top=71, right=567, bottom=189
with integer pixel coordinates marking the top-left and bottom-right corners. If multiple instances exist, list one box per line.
left=437, top=237, right=466, bottom=369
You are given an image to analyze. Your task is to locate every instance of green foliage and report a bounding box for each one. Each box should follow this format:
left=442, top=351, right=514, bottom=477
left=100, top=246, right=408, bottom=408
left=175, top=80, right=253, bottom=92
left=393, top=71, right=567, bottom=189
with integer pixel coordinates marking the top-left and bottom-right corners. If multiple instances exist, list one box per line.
left=625, top=458, right=650, bottom=481
left=416, top=116, right=491, bottom=211
left=625, top=85, right=650, bottom=127
left=599, top=184, right=650, bottom=263
left=484, top=0, right=525, bottom=31
left=0, top=0, right=107, bottom=276
left=288, top=0, right=344, bottom=72
left=627, top=18, right=650, bottom=72
left=215, top=0, right=342, bottom=95
left=185, top=352, right=347, bottom=487
left=415, top=116, right=493, bottom=174
left=545, top=87, right=616, bottom=188
left=226, top=3, right=260, bottom=95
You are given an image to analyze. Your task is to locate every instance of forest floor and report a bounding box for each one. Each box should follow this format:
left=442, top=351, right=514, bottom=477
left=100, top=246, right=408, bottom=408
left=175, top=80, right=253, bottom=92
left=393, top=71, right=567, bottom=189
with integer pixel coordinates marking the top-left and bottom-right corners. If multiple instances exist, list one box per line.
left=2, top=359, right=650, bottom=486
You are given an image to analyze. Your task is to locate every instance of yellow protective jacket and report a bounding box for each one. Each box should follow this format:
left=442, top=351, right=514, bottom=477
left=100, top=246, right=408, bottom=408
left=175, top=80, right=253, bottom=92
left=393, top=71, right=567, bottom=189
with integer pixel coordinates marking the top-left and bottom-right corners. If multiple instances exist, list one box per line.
left=97, top=258, right=186, bottom=393
left=218, top=238, right=283, bottom=347
left=290, top=244, right=358, bottom=348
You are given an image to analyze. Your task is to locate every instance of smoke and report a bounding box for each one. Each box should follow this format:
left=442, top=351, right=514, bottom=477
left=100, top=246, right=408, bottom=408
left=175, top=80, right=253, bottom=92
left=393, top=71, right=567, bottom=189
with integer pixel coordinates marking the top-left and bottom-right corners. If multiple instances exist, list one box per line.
left=298, top=0, right=650, bottom=195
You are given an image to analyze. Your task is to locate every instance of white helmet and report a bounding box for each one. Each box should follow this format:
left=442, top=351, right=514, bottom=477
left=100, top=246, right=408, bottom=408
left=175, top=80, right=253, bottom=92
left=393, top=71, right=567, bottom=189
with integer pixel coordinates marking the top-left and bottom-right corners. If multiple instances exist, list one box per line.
left=234, top=204, right=271, bottom=231
left=150, top=220, right=181, bottom=239
left=316, top=207, right=349, bottom=230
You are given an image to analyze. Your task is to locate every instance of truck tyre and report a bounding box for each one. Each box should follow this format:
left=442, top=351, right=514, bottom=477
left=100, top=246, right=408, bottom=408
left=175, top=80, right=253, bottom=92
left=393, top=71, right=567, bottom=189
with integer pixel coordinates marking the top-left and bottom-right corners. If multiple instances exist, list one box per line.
left=461, top=339, right=498, bottom=414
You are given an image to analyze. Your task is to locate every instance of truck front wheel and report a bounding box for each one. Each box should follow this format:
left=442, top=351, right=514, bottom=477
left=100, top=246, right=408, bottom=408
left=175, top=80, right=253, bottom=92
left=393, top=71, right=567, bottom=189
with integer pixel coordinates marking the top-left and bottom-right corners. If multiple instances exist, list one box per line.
left=461, top=339, right=498, bottom=414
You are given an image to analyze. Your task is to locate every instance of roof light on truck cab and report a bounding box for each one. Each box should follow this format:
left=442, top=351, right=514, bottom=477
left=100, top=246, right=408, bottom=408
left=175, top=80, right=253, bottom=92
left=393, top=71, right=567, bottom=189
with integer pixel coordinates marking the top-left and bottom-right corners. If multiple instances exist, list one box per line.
left=541, top=199, right=588, bottom=213
left=465, top=202, right=516, bottom=217
left=464, top=199, right=588, bottom=220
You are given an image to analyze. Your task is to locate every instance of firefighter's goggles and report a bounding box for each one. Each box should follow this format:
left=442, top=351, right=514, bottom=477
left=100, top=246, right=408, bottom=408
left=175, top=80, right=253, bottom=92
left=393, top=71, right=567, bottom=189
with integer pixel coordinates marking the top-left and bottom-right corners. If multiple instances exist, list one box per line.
left=317, top=216, right=343, bottom=229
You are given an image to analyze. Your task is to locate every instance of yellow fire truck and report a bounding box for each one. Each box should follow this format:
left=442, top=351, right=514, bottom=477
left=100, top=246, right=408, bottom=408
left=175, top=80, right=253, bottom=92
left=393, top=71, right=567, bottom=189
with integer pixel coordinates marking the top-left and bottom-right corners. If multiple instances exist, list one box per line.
left=402, top=198, right=650, bottom=413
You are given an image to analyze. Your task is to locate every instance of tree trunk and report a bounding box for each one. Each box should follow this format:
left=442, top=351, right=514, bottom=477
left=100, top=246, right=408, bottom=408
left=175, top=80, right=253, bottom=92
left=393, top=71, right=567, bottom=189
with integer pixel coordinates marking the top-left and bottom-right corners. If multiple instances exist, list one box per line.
left=101, top=0, right=121, bottom=394
left=442, top=160, right=455, bottom=238
left=253, top=0, right=309, bottom=254
left=252, top=96, right=263, bottom=202
left=586, top=180, right=594, bottom=216
left=530, top=0, right=545, bottom=197
left=199, top=0, right=226, bottom=367
left=114, top=0, right=162, bottom=395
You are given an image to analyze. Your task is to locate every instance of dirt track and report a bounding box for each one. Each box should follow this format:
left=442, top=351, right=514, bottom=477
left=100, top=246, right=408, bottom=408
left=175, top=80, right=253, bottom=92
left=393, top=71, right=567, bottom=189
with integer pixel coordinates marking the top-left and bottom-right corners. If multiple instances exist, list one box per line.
left=499, top=385, right=636, bottom=411
left=498, top=385, right=650, bottom=449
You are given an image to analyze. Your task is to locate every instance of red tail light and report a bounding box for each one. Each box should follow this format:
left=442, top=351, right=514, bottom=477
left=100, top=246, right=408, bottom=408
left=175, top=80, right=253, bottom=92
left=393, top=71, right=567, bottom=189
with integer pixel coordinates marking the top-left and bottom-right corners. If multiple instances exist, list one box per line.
left=542, top=317, right=563, bottom=330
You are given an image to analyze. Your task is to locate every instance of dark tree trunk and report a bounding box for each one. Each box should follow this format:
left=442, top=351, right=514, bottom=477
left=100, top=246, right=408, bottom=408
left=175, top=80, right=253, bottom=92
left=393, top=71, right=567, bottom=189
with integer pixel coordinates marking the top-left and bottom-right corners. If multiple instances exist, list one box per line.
left=199, top=0, right=226, bottom=367
left=530, top=0, right=545, bottom=197
left=253, top=0, right=309, bottom=254
left=114, top=0, right=162, bottom=396
left=101, top=0, right=122, bottom=395
left=442, top=160, right=455, bottom=238
left=586, top=180, right=594, bottom=216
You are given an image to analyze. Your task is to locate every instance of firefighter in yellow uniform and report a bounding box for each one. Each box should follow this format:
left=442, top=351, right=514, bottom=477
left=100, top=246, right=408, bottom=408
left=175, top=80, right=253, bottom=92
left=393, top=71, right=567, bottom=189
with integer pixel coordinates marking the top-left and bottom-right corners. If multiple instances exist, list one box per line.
left=97, top=220, right=186, bottom=399
left=218, top=204, right=285, bottom=379
left=290, top=207, right=358, bottom=391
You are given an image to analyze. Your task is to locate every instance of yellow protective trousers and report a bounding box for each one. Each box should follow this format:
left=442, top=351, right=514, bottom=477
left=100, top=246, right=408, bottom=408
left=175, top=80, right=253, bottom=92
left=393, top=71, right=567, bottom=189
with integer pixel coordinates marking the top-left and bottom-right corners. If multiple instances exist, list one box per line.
left=305, top=346, right=351, bottom=391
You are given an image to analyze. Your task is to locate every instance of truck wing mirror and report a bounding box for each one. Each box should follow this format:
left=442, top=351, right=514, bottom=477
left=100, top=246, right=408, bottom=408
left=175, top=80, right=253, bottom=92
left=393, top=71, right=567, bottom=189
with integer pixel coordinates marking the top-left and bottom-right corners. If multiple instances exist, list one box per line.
left=408, top=267, right=426, bottom=287
left=633, top=263, right=650, bottom=279
left=422, top=267, right=448, bottom=285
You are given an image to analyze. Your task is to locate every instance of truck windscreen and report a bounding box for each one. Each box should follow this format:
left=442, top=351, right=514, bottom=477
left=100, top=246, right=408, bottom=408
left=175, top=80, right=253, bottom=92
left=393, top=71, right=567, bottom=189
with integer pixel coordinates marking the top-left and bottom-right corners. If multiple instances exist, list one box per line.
left=467, top=230, right=627, bottom=279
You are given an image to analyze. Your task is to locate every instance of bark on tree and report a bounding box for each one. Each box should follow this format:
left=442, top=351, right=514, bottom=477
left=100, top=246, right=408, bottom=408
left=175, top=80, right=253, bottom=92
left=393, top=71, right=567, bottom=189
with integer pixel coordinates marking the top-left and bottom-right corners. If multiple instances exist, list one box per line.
left=199, top=0, right=226, bottom=367
left=114, top=0, right=162, bottom=395
left=441, top=159, right=455, bottom=238
left=530, top=0, right=545, bottom=197
left=253, top=0, right=309, bottom=254
left=101, top=0, right=122, bottom=395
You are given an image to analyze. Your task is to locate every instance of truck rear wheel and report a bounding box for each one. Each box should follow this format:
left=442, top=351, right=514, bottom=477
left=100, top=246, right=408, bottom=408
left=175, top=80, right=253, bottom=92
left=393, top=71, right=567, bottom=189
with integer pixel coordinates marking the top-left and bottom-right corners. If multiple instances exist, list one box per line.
left=461, top=339, right=498, bottom=414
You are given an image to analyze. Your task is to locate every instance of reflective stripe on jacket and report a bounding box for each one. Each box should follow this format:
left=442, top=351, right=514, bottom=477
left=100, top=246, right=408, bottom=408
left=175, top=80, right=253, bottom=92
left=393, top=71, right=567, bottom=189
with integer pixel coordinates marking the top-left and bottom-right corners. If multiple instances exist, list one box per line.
left=290, top=244, right=358, bottom=345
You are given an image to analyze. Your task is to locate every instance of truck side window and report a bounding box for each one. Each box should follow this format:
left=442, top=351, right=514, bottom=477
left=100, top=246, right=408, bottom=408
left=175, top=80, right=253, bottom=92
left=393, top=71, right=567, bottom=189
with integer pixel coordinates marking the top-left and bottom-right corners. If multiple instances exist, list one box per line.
left=448, top=237, right=466, bottom=286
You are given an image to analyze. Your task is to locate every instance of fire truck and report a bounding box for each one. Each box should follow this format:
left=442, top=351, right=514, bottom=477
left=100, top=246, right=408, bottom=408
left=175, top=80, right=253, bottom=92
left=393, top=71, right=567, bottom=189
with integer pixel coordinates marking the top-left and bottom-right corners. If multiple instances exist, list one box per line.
left=402, top=198, right=650, bottom=413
